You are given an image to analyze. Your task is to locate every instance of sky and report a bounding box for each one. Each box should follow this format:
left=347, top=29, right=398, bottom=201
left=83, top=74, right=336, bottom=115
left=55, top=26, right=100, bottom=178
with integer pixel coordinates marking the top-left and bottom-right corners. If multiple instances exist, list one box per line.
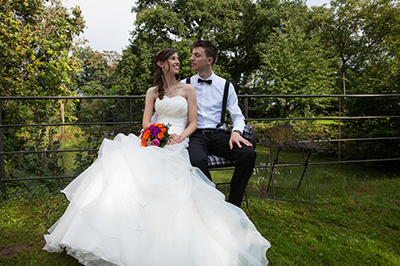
left=63, top=0, right=135, bottom=53
left=63, top=0, right=330, bottom=53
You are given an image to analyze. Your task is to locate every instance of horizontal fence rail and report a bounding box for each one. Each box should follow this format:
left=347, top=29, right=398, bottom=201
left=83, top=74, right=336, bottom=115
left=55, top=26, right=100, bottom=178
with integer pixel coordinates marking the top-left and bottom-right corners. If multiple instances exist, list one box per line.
left=1, top=94, right=399, bottom=195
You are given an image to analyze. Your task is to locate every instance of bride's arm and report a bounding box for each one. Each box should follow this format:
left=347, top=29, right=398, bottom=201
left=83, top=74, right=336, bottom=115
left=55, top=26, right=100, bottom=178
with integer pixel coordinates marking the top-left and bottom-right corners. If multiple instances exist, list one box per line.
left=179, top=84, right=197, bottom=141
left=142, top=87, right=157, bottom=129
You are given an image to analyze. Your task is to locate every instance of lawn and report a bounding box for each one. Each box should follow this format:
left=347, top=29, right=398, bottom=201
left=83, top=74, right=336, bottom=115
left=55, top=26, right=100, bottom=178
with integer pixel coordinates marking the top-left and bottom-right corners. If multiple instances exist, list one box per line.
left=1, top=146, right=399, bottom=265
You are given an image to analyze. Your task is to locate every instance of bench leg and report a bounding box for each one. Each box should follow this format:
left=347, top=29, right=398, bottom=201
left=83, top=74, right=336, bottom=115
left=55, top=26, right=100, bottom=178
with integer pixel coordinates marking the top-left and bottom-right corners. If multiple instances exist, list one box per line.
left=267, top=147, right=281, bottom=206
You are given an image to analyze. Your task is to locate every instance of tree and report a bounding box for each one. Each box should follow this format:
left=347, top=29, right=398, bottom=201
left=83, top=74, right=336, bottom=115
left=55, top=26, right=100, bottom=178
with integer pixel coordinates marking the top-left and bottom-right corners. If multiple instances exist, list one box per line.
left=317, top=0, right=400, bottom=94
left=71, top=47, right=122, bottom=95
left=118, top=0, right=282, bottom=95
left=316, top=0, right=400, bottom=161
left=254, top=1, right=337, bottom=118
left=0, top=0, right=85, bottom=183
left=0, top=0, right=85, bottom=96
left=71, top=47, right=127, bottom=146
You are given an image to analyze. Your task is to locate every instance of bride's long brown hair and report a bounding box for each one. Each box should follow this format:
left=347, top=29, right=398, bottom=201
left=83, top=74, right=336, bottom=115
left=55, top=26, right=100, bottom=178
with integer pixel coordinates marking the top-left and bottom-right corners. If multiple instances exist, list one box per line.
left=153, top=48, right=179, bottom=100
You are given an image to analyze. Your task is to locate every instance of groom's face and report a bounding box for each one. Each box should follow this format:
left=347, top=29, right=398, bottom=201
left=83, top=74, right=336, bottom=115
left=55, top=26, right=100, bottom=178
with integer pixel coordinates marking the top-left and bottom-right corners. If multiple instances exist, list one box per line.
left=190, top=47, right=212, bottom=72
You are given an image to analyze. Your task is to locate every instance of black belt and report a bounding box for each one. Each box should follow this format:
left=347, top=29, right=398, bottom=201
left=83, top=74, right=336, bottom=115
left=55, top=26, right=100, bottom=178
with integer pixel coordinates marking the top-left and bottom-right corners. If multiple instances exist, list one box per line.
left=195, top=128, right=224, bottom=134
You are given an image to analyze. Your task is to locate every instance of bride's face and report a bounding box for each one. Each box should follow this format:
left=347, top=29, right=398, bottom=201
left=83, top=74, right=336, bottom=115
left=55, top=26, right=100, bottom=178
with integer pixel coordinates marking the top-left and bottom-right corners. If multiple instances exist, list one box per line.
left=163, top=53, right=180, bottom=75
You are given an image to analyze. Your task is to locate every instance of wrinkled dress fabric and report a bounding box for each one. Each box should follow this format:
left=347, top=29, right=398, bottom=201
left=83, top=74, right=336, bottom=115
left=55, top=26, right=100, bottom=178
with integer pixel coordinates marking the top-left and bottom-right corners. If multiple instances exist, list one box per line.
left=44, top=96, right=270, bottom=266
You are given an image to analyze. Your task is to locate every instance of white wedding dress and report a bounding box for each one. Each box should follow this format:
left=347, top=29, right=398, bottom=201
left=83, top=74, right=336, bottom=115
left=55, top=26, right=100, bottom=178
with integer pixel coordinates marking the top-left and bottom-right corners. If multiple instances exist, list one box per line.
left=44, top=96, right=270, bottom=266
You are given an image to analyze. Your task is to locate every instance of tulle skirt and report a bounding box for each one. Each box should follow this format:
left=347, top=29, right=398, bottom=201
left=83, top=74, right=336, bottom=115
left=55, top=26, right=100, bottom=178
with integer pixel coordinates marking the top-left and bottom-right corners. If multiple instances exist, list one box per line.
left=44, top=133, right=270, bottom=265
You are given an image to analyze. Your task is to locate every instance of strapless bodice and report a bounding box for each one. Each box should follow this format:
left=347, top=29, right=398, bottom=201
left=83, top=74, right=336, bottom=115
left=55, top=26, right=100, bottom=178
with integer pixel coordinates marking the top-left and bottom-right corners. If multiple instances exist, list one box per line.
left=155, top=96, right=188, bottom=135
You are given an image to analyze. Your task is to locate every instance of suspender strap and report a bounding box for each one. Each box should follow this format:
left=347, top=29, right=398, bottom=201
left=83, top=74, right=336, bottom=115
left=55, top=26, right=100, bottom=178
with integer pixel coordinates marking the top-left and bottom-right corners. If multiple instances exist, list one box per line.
left=186, top=76, right=230, bottom=129
left=216, top=80, right=230, bottom=128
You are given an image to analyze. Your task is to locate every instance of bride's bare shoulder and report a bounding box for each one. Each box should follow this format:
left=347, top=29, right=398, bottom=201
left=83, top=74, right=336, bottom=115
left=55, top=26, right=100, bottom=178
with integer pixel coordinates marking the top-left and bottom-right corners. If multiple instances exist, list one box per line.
left=146, top=86, right=159, bottom=98
left=147, top=86, right=157, bottom=93
left=179, top=82, right=195, bottom=93
left=177, top=82, right=196, bottom=101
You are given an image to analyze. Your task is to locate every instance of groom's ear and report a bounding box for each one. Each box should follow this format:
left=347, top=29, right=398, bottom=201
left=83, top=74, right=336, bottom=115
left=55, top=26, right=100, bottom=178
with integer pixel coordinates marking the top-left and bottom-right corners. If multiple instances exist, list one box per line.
left=207, top=57, right=213, bottom=66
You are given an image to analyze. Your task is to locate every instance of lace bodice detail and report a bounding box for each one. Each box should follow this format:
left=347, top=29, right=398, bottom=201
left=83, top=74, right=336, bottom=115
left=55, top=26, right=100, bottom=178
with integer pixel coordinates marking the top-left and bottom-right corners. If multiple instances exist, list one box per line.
left=155, top=96, right=188, bottom=135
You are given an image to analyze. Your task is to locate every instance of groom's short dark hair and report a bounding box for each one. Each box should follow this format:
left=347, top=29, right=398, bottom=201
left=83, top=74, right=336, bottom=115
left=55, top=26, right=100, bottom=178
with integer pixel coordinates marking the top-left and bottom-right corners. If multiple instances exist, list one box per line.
left=191, top=40, right=218, bottom=66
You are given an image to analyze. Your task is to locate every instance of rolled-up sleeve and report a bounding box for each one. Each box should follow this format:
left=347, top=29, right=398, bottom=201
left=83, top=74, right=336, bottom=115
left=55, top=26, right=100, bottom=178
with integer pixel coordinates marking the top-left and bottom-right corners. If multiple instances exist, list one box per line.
left=227, top=83, right=245, bottom=133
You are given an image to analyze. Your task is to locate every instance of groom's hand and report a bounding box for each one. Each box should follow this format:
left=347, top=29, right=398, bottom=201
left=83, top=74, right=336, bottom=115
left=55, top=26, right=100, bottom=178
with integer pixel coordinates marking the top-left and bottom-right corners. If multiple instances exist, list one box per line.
left=229, top=131, right=253, bottom=150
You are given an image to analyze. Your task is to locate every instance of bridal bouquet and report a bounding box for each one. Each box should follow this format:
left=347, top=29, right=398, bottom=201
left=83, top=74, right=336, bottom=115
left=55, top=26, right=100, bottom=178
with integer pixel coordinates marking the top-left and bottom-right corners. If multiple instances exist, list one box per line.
left=140, top=123, right=170, bottom=147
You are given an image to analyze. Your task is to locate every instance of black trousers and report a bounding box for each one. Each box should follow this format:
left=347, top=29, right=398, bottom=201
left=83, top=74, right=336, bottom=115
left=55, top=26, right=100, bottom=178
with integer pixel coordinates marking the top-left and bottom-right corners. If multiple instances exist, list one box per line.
left=188, top=130, right=256, bottom=207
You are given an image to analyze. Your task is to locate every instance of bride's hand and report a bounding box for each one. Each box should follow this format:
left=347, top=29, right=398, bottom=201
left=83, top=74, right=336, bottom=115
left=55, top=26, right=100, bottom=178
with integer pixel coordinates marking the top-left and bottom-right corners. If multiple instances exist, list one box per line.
left=168, top=134, right=182, bottom=145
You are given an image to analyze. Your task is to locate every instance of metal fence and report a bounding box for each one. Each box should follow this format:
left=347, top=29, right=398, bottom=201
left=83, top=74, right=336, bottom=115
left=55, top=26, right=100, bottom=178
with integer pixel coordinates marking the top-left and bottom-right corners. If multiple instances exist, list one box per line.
left=1, top=94, right=399, bottom=195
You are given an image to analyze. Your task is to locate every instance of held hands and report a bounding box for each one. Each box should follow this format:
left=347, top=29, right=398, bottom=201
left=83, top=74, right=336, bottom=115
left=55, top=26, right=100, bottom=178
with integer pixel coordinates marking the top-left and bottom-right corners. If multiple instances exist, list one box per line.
left=167, top=133, right=182, bottom=145
left=229, top=131, right=253, bottom=150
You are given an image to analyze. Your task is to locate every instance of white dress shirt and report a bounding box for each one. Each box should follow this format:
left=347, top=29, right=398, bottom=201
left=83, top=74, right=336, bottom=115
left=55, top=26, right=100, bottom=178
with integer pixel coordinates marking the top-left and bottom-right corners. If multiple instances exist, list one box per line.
left=185, top=72, right=245, bottom=133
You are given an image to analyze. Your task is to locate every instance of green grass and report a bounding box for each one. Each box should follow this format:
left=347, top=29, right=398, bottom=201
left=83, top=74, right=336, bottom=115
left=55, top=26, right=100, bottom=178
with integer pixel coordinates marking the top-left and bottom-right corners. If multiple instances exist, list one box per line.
left=1, top=146, right=399, bottom=265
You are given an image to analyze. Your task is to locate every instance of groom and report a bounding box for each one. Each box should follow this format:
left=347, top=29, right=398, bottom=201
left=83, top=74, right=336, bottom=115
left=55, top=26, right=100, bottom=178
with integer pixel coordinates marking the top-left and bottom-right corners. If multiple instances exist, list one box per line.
left=186, top=40, right=256, bottom=207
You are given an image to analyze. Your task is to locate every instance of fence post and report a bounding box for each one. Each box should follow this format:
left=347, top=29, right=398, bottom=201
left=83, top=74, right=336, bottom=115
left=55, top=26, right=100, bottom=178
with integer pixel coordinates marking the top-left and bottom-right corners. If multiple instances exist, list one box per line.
left=129, top=98, right=133, bottom=124
left=244, top=95, right=249, bottom=120
left=338, top=97, right=342, bottom=162
left=0, top=100, right=6, bottom=195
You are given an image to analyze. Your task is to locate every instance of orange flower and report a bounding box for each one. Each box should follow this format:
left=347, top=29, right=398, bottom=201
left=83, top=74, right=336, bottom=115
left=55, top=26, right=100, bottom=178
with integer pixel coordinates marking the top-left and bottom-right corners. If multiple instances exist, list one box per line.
left=157, top=132, right=164, bottom=140
left=141, top=138, right=147, bottom=147
left=161, top=128, right=166, bottom=133
left=143, top=130, right=150, bottom=139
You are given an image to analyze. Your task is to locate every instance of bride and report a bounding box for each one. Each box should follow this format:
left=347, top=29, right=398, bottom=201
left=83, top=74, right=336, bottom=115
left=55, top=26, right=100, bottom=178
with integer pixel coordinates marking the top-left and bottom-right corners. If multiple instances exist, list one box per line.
left=43, top=48, right=270, bottom=265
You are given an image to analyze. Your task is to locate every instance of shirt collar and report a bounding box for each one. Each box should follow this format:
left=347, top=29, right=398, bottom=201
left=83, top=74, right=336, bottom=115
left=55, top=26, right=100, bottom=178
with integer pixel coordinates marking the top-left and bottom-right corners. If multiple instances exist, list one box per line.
left=198, top=71, right=215, bottom=81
